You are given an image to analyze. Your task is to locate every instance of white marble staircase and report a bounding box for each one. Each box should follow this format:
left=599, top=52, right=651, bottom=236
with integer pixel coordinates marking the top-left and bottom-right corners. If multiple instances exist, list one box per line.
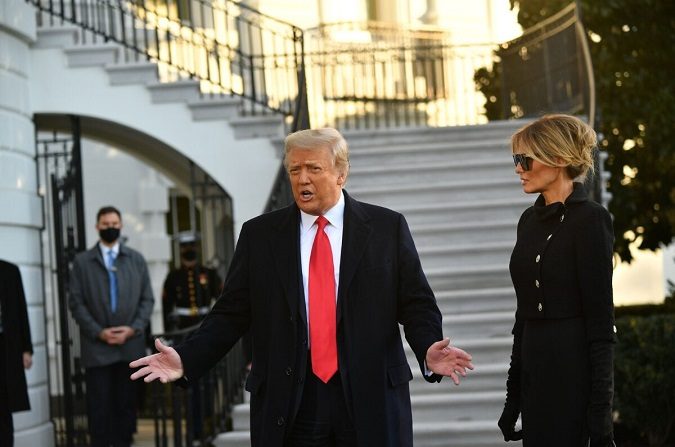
left=30, top=22, right=285, bottom=228
left=36, top=24, right=285, bottom=140
left=215, top=122, right=527, bottom=446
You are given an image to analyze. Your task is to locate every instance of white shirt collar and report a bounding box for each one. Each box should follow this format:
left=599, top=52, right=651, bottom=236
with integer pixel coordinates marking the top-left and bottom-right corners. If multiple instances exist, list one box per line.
left=300, top=190, right=345, bottom=233
left=99, top=241, right=120, bottom=259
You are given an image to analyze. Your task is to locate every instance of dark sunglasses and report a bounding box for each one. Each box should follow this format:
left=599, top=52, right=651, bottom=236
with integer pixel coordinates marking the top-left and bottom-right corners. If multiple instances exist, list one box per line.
left=512, top=154, right=533, bottom=171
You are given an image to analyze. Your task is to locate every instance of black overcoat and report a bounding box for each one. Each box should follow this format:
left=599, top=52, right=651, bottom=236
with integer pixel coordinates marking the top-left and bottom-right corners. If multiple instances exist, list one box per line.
left=506, top=183, right=615, bottom=445
left=0, top=260, right=33, bottom=412
left=176, top=191, right=443, bottom=447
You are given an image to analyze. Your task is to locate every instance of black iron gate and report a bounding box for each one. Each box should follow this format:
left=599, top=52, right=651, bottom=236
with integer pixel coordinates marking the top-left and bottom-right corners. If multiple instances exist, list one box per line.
left=36, top=115, right=89, bottom=447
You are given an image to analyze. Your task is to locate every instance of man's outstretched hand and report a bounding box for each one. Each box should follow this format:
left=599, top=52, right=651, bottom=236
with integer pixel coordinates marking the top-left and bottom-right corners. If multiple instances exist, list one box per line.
left=130, top=338, right=184, bottom=383
left=425, top=338, right=474, bottom=385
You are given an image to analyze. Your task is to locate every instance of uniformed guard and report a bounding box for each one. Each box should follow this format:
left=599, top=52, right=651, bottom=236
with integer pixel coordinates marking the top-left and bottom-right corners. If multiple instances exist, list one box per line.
left=162, top=232, right=223, bottom=332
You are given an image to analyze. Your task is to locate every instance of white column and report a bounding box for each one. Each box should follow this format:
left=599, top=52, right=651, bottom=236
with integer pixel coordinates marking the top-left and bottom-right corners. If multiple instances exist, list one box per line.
left=419, top=0, right=439, bottom=25
left=0, top=0, right=54, bottom=445
left=374, top=0, right=401, bottom=23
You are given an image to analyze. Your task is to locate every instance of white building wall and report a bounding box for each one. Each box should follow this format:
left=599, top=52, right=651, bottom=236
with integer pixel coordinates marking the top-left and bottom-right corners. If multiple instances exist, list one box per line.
left=0, top=0, right=55, bottom=445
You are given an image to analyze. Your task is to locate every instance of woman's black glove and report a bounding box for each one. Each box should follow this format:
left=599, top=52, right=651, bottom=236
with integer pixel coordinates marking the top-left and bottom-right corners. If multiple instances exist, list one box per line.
left=499, top=317, right=524, bottom=441
left=588, top=340, right=615, bottom=446
left=498, top=402, right=523, bottom=441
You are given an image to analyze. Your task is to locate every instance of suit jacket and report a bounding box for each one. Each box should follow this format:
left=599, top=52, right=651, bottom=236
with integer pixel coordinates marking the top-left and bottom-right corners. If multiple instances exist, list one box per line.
left=68, top=244, right=154, bottom=368
left=176, top=191, right=443, bottom=446
left=0, top=260, right=33, bottom=412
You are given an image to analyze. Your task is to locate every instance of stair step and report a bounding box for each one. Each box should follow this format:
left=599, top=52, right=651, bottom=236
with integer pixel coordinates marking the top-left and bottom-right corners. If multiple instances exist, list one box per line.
left=349, top=178, right=522, bottom=208
left=213, top=430, right=251, bottom=447
left=64, top=44, right=118, bottom=67
left=439, top=311, right=515, bottom=340
left=418, top=241, right=513, bottom=270
left=348, top=158, right=515, bottom=187
left=410, top=219, right=517, bottom=247
left=348, top=139, right=512, bottom=166
left=229, top=115, right=284, bottom=139
left=413, top=420, right=522, bottom=447
left=425, top=263, right=512, bottom=292
left=393, top=197, right=531, bottom=226
left=147, top=79, right=201, bottom=103
left=434, top=287, right=516, bottom=314
left=411, top=391, right=505, bottom=423
left=231, top=403, right=252, bottom=431
left=409, top=362, right=508, bottom=395
left=106, top=61, right=157, bottom=85
left=35, top=25, right=80, bottom=49
left=188, top=96, right=241, bottom=121
left=343, top=120, right=526, bottom=148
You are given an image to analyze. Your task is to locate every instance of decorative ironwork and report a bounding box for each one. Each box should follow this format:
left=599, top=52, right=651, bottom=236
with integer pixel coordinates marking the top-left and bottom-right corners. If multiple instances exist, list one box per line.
left=36, top=115, right=89, bottom=447
left=304, top=21, right=496, bottom=129
left=28, top=0, right=307, bottom=126
left=498, top=2, right=595, bottom=125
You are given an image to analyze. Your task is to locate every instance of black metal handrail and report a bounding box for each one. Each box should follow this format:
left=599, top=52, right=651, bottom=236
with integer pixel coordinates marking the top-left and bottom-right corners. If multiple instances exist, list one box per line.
left=28, top=0, right=307, bottom=126
left=497, top=2, right=595, bottom=125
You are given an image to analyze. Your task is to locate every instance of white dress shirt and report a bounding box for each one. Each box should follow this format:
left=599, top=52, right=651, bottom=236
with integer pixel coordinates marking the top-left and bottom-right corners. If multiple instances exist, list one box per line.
left=99, top=241, right=120, bottom=268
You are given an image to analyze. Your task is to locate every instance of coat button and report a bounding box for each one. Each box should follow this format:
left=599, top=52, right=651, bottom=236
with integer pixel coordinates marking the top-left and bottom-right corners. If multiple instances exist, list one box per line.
left=535, top=279, right=540, bottom=288
left=277, top=417, right=285, bottom=426
left=285, top=367, right=292, bottom=376
left=560, top=214, right=565, bottom=222
left=535, top=254, right=540, bottom=263
left=538, top=303, right=543, bottom=312
left=547, top=234, right=552, bottom=240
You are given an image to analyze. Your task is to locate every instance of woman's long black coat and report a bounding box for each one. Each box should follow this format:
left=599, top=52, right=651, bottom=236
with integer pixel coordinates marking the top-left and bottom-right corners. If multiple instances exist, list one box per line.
left=506, top=183, right=615, bottom=446
left=0, top=260, right=33, bottom=412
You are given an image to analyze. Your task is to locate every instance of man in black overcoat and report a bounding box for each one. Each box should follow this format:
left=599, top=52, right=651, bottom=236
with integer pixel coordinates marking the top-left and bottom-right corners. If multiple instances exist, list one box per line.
left=0, top=259, right=33, bottom=447
left=131, top=128, right=474, bottom=447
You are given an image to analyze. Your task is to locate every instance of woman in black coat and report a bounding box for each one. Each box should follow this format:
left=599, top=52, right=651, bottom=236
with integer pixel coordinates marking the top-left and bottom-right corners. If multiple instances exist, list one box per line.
left=498, top=115, right=615, bottom=446
left=0, top=259, right=34, bottom=447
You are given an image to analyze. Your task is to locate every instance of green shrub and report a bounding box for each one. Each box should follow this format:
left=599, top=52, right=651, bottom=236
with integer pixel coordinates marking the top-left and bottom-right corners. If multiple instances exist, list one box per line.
left=614, top=314, right=675, bottom=446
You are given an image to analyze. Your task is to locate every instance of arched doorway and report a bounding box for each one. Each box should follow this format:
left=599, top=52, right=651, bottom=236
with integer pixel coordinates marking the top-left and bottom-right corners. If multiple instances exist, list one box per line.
left=34, top=114, right=240, bottom=446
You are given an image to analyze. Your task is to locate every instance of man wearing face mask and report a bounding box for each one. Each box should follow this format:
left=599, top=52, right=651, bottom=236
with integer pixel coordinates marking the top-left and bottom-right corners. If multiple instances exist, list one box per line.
left=68, top=206, right=155, bottom=447
left=162, top=232, right=223, bottom=333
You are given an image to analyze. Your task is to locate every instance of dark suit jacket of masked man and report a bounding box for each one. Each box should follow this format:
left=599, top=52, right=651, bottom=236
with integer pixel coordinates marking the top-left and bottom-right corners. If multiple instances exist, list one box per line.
left=176, top=190, right=444, bottom=447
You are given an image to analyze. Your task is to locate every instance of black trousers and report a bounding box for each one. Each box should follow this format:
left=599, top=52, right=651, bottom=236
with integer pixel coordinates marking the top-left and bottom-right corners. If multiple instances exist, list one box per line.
left=0, top=335, right=14, bottom=447
left=85, top=361, right=137, bottom=447
left=285, top=355, right=356, bottom=447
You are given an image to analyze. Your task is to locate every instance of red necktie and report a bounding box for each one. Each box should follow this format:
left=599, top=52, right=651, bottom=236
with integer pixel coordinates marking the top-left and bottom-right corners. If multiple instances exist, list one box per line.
left=309, top=215, right=338, bottom=383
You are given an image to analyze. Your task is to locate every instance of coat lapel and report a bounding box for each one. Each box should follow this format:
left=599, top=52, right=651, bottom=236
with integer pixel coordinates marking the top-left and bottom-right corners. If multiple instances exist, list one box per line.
left=270, top=204, right=305, bottom=326
left=337, top=192, right=372, bottom=323
left=88, top=243, right=107, bottom=271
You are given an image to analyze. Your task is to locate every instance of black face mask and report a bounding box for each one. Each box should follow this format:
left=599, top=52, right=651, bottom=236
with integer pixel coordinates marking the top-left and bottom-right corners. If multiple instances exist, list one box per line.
left=181, top=249, right=198, bottom=261
left=99, top=227, right=120, bottom=244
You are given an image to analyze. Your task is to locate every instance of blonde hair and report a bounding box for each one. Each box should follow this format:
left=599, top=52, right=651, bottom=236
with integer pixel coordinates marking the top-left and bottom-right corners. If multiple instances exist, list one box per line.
left=284, top=128, right=350, bottom=177
left=511, top=114, right=597, bottom=180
